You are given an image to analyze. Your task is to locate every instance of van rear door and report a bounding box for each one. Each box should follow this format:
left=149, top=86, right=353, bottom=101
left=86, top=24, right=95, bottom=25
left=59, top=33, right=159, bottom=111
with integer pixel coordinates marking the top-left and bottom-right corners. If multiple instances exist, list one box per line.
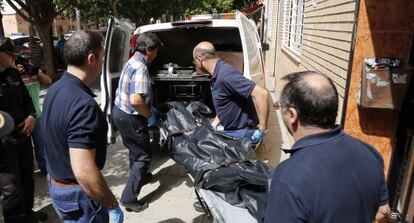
left=236, top=11, right=265, bottom=84
left=101, top=17, right=134, bottom=144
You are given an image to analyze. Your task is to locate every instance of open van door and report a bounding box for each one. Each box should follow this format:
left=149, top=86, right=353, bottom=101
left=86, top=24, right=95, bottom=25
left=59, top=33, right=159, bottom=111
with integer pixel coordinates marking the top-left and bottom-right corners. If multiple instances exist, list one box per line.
left=100, top=17, right=134, bottom=144
left=236, top=11, right=265, bottom=84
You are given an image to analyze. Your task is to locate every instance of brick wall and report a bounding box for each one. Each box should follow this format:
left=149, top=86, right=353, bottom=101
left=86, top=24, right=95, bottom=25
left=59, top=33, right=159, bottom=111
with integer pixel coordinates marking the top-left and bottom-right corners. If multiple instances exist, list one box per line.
left=265, top=0, right=358, bottom=122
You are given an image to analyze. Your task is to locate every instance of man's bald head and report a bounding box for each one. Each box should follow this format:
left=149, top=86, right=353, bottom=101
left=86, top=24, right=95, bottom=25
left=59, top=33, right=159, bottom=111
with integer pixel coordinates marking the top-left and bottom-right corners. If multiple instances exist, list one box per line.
left=193, top=41, right=216, bottom=59
left=280, top=71, right=338, bottom=128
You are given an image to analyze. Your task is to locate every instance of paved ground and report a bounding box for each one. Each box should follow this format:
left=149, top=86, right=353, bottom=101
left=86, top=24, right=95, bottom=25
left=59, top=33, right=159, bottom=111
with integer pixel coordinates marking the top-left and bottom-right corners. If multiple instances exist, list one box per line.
left=33, top=138, right=213, bottom=223
left=32, top=80, right=284, bottom=223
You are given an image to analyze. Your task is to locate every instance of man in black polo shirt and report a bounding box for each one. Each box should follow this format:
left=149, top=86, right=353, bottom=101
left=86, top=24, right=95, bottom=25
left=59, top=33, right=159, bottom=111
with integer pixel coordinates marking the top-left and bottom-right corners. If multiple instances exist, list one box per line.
left=43, top=31, right=123, bottom=222
left=264, top=71, right=390, bottom=222
left=192, top=42, right=269, bottom=144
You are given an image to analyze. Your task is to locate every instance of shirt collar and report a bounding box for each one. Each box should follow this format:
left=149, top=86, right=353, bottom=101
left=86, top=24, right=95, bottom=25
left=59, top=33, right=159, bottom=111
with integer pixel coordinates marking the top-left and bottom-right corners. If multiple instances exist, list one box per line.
left=212, top=59, right=223, bottom=80
left=285, top=125, right=344, bottom=154
left=62, top=71, right=96, bottom=98
left=134, top=52, right=150, bottom=66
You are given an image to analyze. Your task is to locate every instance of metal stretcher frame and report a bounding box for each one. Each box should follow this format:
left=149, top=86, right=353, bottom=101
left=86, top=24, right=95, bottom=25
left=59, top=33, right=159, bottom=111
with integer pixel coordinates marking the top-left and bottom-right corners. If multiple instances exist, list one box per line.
left=188, top=174, right=257, bottom=223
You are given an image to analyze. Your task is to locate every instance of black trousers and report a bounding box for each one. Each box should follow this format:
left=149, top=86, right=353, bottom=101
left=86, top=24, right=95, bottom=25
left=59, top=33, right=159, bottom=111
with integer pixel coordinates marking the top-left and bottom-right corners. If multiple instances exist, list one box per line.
left=1, top=134, right=34, bottom=222
left=112, top=106, right=152, bottom=204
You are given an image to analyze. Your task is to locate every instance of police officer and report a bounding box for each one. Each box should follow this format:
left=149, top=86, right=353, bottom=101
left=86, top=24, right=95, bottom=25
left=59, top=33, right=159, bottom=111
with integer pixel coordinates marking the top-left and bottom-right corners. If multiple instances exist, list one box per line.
left=0, top=36, right=48, bottom=222
left=0, top=111, right=18, bottom=221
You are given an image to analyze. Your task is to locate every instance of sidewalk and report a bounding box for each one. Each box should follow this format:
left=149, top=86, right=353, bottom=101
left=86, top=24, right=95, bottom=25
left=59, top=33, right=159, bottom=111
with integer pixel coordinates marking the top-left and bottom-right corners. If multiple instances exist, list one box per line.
left=33, top=141, right=213, bottom=222
left=34, top=82, right=284, bottom=222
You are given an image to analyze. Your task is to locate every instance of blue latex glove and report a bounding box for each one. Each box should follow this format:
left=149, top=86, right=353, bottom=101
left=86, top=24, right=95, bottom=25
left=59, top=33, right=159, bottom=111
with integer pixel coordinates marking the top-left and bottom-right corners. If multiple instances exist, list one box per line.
left=147, top=107, right=159, bottom=127
left=108, top=204, right=124, bottom=223
left=251, top=129, right=266, bottom=144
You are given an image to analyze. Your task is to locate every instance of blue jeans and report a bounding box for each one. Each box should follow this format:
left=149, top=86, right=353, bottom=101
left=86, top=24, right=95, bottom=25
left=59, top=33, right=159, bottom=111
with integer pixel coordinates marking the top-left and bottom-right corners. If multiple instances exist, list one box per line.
left=224, top=128, right=260, bottom=145
left=32, top=116, right=46, bottom=173
left=48, top=177, right=109, bottom=223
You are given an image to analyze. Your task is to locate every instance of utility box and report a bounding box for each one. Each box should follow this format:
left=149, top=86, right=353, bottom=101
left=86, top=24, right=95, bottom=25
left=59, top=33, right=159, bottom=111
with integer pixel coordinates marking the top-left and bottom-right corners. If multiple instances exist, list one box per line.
left=359, top=58, right=413, bottom=110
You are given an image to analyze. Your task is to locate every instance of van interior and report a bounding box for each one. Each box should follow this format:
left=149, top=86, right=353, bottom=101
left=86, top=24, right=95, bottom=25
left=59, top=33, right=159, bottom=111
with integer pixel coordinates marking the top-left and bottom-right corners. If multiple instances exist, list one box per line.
left=142, top=26, right=244, bottom=113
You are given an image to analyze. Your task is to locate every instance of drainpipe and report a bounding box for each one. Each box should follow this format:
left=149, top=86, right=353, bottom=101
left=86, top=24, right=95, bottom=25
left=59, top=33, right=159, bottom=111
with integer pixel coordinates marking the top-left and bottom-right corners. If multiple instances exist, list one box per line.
left=340, top=0, right=361, bottom=126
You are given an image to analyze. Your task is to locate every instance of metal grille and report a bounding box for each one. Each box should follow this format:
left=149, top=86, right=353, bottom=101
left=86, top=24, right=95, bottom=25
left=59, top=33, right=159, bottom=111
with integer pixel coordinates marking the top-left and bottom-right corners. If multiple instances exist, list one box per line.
left=282, top=0, right=304, bottom=55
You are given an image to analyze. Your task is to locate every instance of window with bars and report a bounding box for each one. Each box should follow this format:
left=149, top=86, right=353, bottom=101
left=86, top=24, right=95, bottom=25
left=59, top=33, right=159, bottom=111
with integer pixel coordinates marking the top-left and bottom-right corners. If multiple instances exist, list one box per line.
left=283, top=0, right=304, bottom=56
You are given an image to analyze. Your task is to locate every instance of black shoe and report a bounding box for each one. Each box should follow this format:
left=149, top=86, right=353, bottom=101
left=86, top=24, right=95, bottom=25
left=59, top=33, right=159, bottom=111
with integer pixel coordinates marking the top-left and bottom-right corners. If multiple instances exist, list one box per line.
left=193, top=200, right=205, bottom=213
left=142, top=172, right=153, bottom=185
left=30, top=210, right=48, bottom=222
left=121, top=201, right=149, bottom=212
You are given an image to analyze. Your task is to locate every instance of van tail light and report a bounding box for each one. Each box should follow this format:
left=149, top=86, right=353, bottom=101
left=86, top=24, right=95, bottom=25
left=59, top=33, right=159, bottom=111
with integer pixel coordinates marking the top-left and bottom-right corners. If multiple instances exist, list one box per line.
left=129, top=34, right=138, bottom=58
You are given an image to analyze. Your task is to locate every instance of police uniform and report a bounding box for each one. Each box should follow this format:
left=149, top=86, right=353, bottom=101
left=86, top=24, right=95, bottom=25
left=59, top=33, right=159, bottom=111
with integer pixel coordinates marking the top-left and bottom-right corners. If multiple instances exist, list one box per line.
left=0, top=67, right=36, bottom=221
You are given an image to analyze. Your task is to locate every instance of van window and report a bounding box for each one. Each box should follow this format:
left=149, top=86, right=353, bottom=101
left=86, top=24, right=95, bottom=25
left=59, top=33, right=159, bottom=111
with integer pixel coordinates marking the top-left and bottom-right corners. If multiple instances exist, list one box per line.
left=240, top=18, right=263, bottom=78
left=109, top=27, right=127, bottom=74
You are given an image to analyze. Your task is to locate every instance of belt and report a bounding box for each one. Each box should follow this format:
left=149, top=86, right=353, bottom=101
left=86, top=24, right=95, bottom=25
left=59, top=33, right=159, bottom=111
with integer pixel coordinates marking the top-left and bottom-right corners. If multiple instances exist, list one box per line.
left=50, top=177, right=79, bottom=187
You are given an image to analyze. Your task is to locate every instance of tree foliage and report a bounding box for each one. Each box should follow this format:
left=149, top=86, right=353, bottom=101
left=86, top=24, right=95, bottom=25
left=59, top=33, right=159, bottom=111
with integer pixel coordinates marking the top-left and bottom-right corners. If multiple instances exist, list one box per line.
left=5, top=0, right=70, bottom=80
left=2, top=0, right=256, bottom=79
left=70, top=0, right=255, bottom=26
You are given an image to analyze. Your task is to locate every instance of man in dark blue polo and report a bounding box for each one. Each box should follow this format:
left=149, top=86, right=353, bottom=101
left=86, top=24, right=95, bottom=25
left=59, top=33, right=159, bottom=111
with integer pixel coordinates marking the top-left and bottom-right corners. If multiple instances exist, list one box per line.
left=43, top=31, right=123, bottom=222
left=192, top=42, right=269, bottom=144
left=264, top=71, right=390, bottom=222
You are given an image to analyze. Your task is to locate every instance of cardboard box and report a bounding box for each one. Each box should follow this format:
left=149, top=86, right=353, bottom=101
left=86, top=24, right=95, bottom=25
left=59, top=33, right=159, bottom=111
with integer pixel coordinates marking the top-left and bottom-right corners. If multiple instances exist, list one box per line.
left=359, top=63, right=413, bottom=110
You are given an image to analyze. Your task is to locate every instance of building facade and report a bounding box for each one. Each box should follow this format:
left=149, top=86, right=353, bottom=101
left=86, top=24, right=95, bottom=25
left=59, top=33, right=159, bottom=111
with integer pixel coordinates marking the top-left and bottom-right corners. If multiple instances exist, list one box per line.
left=263, top=0, right=414, bottom=220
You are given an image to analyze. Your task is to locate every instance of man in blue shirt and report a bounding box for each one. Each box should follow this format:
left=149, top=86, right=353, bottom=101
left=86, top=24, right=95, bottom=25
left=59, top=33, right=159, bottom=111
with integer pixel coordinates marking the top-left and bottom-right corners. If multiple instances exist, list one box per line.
left=112, top=32, right=162, bottom=212
left=43, top=31, right=123, bottom=222
left=192, top=42, right=269, bottom=144
left=264, top=71, right=390, bottom=222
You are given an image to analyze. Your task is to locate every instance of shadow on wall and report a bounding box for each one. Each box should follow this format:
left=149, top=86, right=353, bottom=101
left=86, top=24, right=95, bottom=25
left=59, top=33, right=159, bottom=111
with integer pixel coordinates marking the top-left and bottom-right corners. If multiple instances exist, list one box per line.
left=353, top=0, right=414, bottom=138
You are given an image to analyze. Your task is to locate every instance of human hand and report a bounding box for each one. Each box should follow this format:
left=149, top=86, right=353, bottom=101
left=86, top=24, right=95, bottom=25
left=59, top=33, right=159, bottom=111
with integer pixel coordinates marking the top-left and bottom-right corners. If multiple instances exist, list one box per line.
left=18, top=115, right=35, bottom=135
left=108, top=204, right=124, bottom=223
left=147, top=107, right=159, bottom=127
left=251, top=129, right=266, bottom=143
left=17, top=64, right=26, bottom=74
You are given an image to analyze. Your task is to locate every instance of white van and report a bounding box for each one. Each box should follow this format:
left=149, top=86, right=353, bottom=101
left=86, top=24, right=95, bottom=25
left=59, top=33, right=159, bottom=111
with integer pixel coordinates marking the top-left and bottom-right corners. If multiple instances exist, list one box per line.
left=101, top=11, right=267, bottom=143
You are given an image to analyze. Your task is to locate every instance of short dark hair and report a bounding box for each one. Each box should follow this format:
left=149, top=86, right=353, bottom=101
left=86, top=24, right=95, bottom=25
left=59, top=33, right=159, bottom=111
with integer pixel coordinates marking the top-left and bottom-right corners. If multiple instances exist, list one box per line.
left=64, top=31, right=104, bottom=67
left=135, top=32, right=162, bottom=54
left=280, top=71, right=338, bottom=128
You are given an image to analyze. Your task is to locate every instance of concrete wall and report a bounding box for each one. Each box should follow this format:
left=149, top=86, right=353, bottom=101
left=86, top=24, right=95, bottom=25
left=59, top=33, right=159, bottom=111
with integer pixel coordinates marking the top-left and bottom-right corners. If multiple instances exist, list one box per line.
left=53, top=15, right=73, bottom=36
left=2, top=11, right=31, bottom=36
left=3, top=12, right=86, bottom=37
left=343, top=0, right=414, bottom=175
left=2, top=14, right=18, bottom=35
left=16, top=13, right=30, bottom=35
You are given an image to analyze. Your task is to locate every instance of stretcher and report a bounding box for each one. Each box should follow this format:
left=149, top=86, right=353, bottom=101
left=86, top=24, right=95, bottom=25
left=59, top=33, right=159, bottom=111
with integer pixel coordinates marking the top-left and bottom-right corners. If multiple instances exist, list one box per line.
left=188, top=175, right=258, bottom=223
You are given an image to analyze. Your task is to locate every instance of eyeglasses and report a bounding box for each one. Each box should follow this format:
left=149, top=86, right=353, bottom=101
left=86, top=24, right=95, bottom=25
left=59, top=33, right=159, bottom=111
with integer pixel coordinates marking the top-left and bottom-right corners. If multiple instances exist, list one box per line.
left=273, top=101, right=286, bottom=110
